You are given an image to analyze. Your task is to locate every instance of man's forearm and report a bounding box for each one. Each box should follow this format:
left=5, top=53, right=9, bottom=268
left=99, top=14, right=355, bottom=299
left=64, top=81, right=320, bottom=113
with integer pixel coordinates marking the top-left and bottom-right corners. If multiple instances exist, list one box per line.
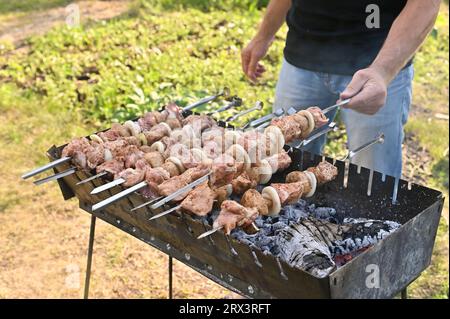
left=371, top=0, right=441, bottom=84
left=254, top=0, right=291, bottom=41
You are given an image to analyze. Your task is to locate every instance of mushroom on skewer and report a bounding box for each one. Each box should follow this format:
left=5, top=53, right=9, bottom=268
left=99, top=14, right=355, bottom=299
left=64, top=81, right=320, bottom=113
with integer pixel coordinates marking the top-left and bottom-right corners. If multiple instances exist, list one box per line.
left=198, top=161, right=338, bottom=238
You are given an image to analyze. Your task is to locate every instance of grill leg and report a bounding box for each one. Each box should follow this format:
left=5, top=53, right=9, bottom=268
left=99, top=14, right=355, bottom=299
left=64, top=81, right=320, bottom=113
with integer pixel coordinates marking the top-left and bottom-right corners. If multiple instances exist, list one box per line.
left=401, top=287, right=408, bottom=299
left=83, top=215, right=96, bottom=299
left=168, top=256, right=173, bottom=299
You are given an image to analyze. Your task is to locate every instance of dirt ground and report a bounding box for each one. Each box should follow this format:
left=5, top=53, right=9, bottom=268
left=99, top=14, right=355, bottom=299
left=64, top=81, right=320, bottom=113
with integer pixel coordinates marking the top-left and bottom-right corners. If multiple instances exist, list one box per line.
left=0, top=1, right=130, bottom=45
left=0, top=1, right=448, bottom=299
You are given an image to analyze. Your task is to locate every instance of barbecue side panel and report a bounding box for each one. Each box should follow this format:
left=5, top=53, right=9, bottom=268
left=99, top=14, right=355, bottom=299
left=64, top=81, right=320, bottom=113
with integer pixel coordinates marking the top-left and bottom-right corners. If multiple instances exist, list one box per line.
left=61, top=172, right=332, bottom=299
left=329, top=199, right=444, bottom=299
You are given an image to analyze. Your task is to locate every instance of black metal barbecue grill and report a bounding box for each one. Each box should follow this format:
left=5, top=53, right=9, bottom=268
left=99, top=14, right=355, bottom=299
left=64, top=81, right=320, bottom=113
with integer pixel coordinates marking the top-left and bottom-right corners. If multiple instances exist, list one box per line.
left=43, top=110, right=444, bottom=299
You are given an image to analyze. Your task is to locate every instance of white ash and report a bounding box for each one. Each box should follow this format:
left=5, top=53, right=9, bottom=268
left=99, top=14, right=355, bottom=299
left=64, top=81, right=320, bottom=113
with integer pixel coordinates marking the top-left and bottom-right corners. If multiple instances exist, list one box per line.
left=231, top=199, right=401, bottom=278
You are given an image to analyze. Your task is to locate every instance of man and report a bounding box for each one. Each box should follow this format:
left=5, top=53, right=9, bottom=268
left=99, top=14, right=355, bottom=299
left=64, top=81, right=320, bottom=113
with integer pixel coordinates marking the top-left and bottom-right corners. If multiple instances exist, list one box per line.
left=241, top=0, right=440, bottom=178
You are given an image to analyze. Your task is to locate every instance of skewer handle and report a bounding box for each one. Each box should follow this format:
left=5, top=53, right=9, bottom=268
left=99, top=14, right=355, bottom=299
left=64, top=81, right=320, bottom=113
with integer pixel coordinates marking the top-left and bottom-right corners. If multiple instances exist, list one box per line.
left=227, top=101, right=263, bottom=122
left=208, top=96, right=242, bottom=116
left=182, top=87, right=230, bottom=112
left=22, top=156, right=72, bottom=179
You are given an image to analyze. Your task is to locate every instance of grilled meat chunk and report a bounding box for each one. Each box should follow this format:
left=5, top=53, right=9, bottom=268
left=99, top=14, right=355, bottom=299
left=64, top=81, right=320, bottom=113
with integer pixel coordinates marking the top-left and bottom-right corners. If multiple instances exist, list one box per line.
left=240, top=189, right=268, bottom=216
left=270, top=117, right=303, bottom=143
left=145, top=167, right=170, bottom=194
left=284, top=171, right=312, bottom=194
left=231, top=172, right=257, bottom=195
left=144, top=151, right=165, bottom=168
left=85, top=142, right=105, bottom=169
left=138, top=111, right=167, bottom=131
left=180, top=182, right=215, bottom=216
left=157, top=165, right=210, bottom=201
left=143, top=123, right=171, bottom=145
left=307, top=161, right=338, bottom=185
left=96, top=159, right=124, bottom=176
left=118, top=168, right=146, bottom=187
left=271, top=182, right=305, bottom=205
left=214, top=200, right=259, bottom=235
left=308, top=107, right=329, bottom=128
left=210, top=154, right=237, bottom=187
left=182, top=114, right=217, bottom=132
left=265, top=151, right=292, bottom=173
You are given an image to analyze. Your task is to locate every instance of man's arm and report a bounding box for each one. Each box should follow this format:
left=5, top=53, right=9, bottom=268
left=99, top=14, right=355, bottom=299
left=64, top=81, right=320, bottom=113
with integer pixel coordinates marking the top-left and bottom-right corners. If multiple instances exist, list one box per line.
left=341, top=0, right=441, bottom=115
left=241, top=0, right=291, bottom=82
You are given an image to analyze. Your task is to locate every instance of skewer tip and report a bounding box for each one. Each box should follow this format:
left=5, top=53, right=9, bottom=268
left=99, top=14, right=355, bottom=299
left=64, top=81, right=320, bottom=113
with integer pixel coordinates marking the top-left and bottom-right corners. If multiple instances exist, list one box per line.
left=197, top=226, right=223, bottom=239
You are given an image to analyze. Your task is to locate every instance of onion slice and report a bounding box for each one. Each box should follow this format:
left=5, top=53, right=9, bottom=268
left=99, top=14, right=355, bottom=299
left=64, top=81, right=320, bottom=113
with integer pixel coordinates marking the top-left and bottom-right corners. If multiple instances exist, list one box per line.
left=159, top=122, right=172, bottom=134
left=264, top=125, right=285, bottom=153
left=138, top=133, right=147, bottom=146
left=150, top=141, right=165, bottom=153
left=124, top=120, right=141, bottom=136
left=258, top=159, right=272, bottom=184
left=304, top=171, right=317, bottom=198
left=262, top=186, right=281, bottom=216
left=224, top=130, right=241, bottom=148
left=226, top=144, right=251, bottom=171
left=89, top=134, right=104, bottom=144
left=167, top=156, right=185, bottom=173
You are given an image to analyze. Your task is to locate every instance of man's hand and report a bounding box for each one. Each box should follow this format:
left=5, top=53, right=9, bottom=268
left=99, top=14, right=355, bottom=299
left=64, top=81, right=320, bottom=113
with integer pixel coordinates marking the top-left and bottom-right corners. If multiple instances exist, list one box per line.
left=339, top=67, right=388, bottom=115
left=241, top=36, right=271, bottom=83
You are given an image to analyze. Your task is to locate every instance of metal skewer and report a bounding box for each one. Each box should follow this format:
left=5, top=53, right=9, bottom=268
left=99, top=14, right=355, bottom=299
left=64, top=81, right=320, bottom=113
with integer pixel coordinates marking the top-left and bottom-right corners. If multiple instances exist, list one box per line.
left=33, top=167, right=77, bottom=185
left=207, top=96, right=242, bottom=116
left=322, top=98, right=351, bottom=114
left=340, top=133, right=385, bottom=161
left=21, top=156, right=71, bottom=180
left=91, top=181, right=147, bottom=212
left=295, top=122, right=337, bottom=149
left=227, top=101, right=263, bottom=122
left=248, top=99, right=348, bottom=131
left=149, top=205, right=181, bottom=221
left=91, top=178, right=125, bottom=194
left=23, top=92, right=231, bottom=182
left=92, top=172, right=211, bottom=212
left=197, top=226, right=224, bottom=239
left=182, top=87, right=230, bottom=112
left=129, top=196, right=163, bottom=212
left=248, top=108, right=285, bottom=129
left=247, top=106, right=300, bottom=130
left=77, top=171, right=108, bottom=185
left=255, top=121, right=271, bottom=132
left=150, top=172, right=212, bottom=210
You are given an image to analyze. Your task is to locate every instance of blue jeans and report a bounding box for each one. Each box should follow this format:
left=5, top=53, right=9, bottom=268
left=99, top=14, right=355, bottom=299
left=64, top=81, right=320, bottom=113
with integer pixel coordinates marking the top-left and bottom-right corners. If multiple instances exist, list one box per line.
left=274, top=58, right=413, bottom=178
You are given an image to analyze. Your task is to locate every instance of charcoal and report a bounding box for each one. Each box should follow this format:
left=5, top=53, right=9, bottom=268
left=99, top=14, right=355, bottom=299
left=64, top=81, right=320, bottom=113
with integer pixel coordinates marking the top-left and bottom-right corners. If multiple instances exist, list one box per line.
left=229, top=202, right=401, bottom=277
left=271, top=221, right=287, bottom=231
left=254, top=218, right=265, bottom=228
left=255, top=236, right=273, bottom=247
left=311, top=207, right=336, bottom=220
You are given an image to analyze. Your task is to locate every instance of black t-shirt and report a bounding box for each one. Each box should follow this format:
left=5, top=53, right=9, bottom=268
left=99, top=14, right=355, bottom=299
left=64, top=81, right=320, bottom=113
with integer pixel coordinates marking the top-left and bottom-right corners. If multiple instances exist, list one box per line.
left=284, top=0, right=408, bottom=75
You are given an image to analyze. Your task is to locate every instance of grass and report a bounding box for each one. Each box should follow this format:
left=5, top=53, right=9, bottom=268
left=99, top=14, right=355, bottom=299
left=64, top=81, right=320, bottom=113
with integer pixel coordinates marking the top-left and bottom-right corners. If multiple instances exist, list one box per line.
left=0, top=0, right=448, bottom=299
